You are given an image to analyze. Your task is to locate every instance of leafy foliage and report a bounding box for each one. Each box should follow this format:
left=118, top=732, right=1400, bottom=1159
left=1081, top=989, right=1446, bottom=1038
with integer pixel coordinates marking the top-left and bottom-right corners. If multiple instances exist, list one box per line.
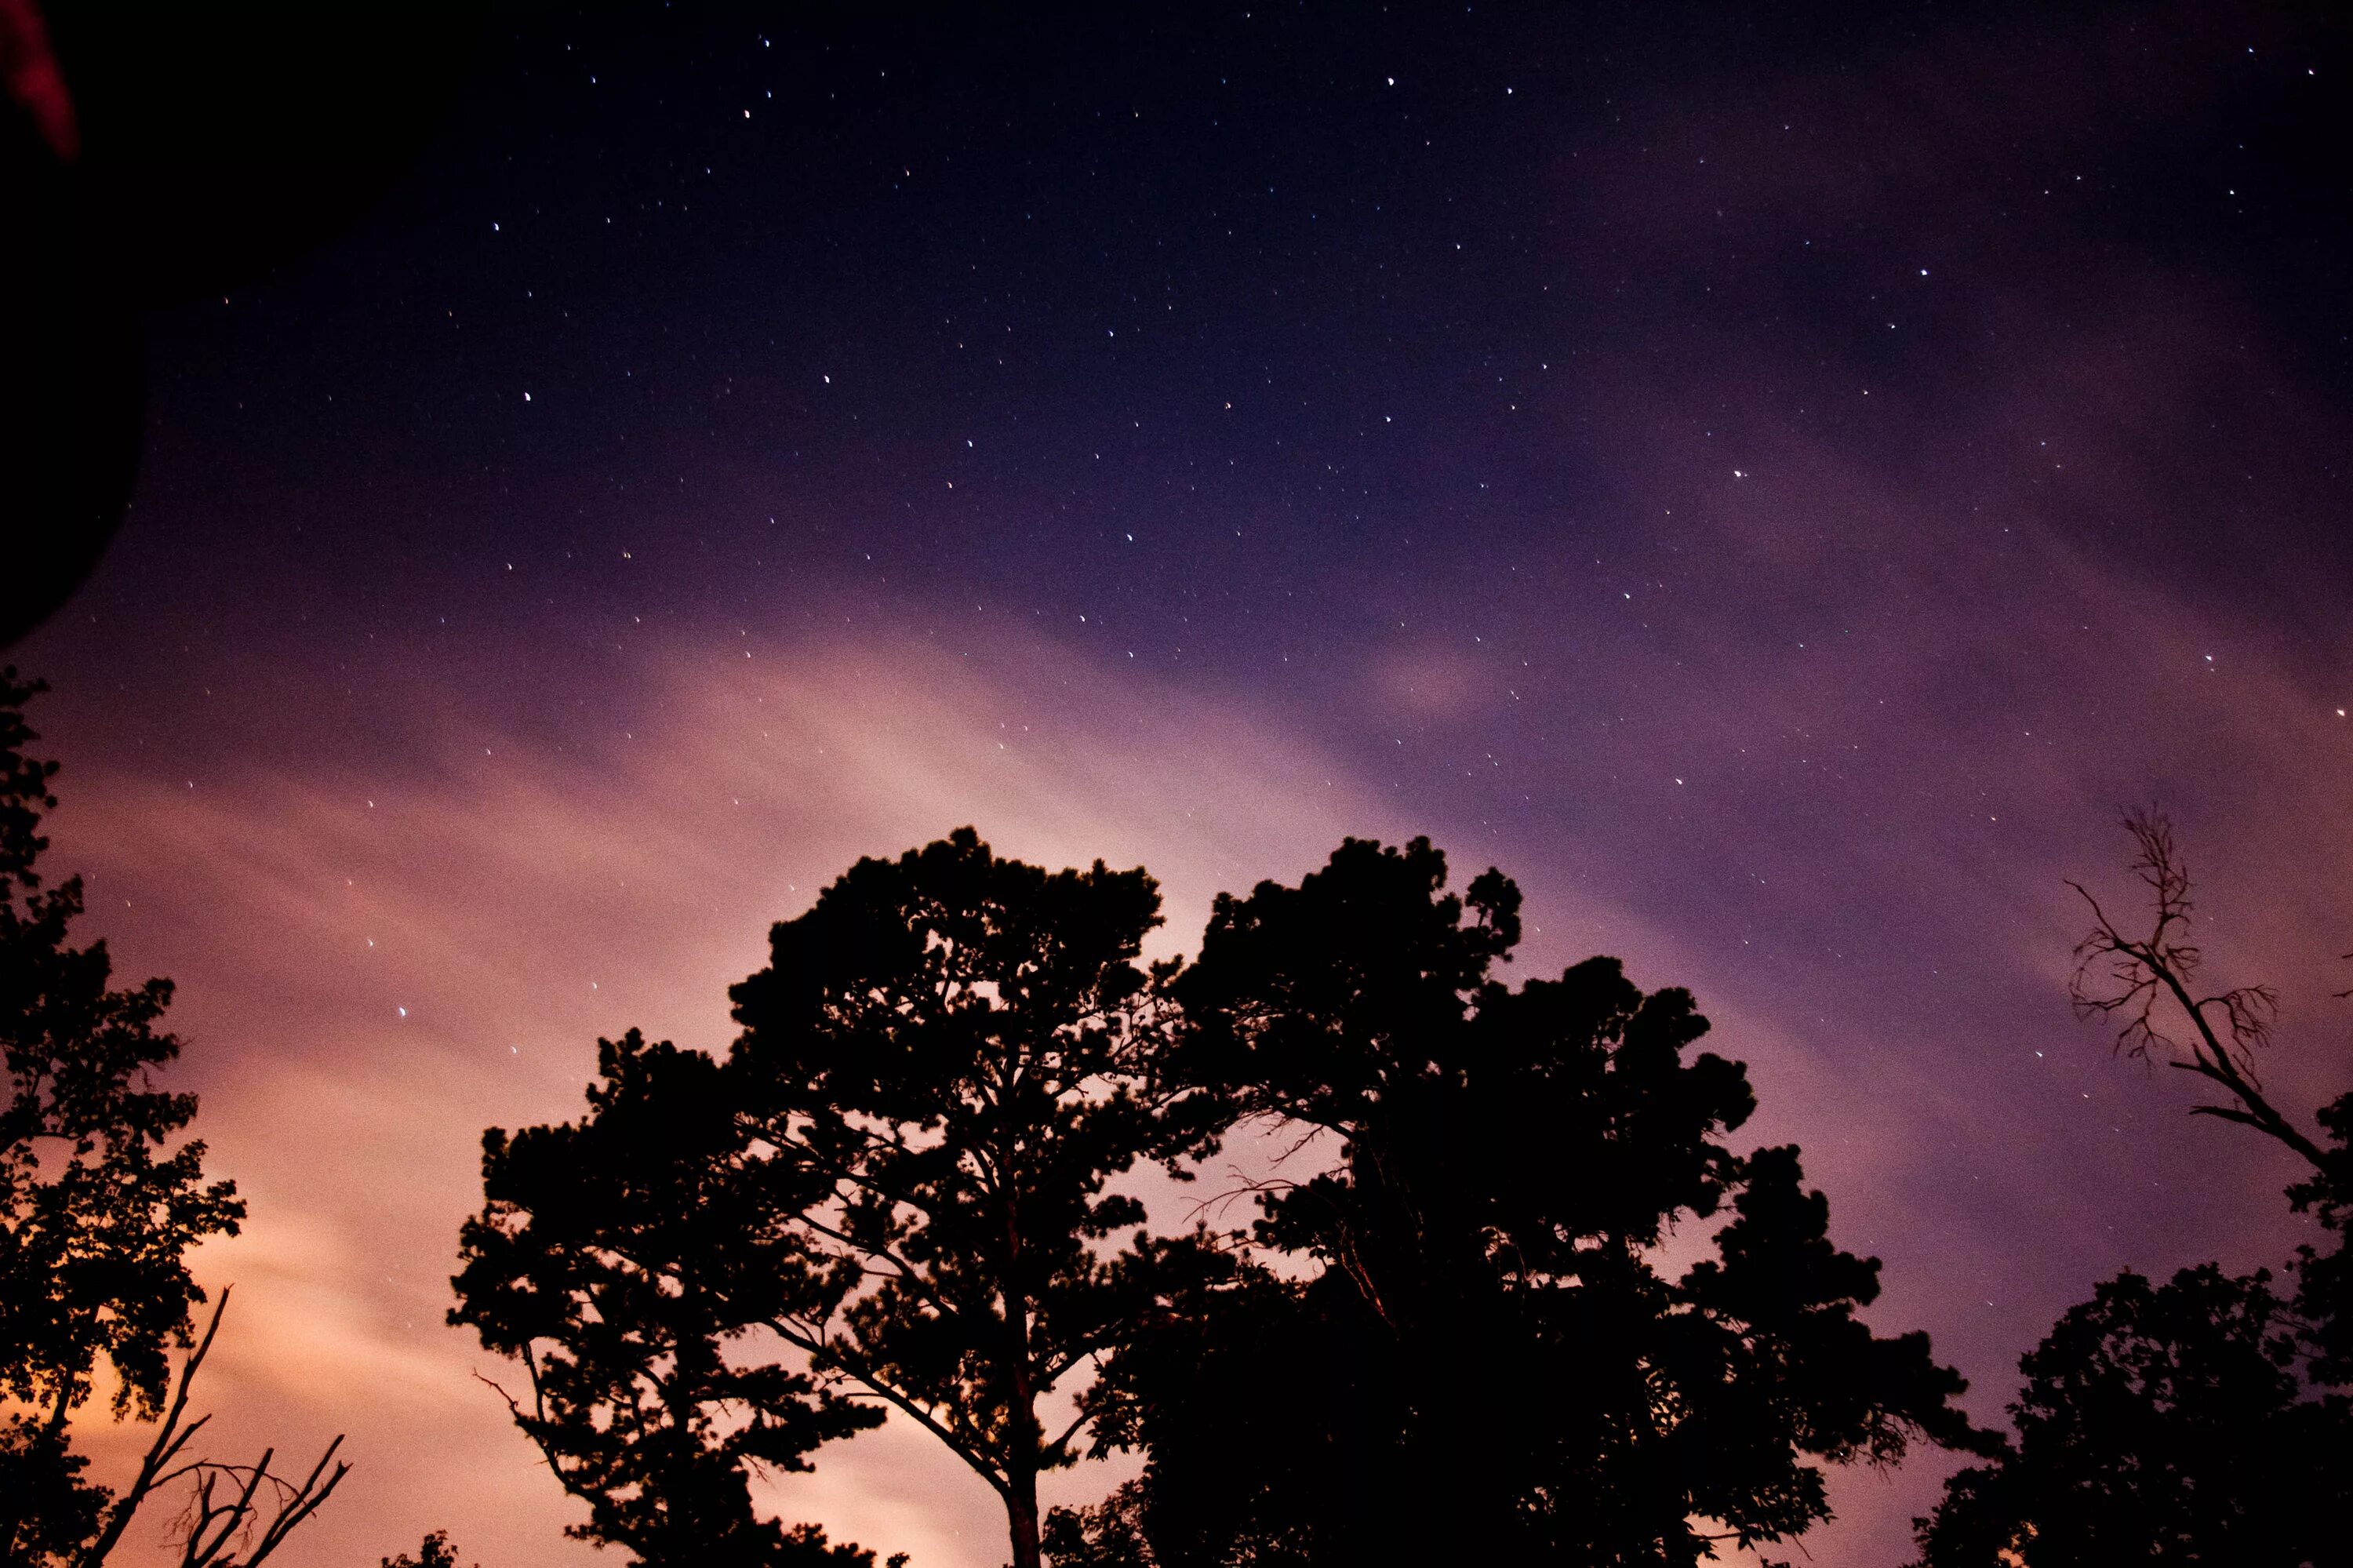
left=1057, top=1243, right=1401, bottom=1568
left=456, top=828, right=1210, bottom=1568
left=1910, top=1265, right=2350, bottom=1566
left=379, top=1525, right=466, bottom=1563
left=1058, top=837, right=1985, bottom=1566
left=382, top=1529, right=473, bottom=1567
left=453, top=1030, right=888, bottom=1568
left=2286, top=1088, right=2353, bottom=1386
left=0, top=670, right=246, bottom=1566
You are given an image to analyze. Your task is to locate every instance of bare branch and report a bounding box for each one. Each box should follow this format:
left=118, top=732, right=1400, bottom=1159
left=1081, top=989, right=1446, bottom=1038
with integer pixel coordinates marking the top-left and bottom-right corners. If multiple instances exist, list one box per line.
left=2070, top=809, right=2326, bottom=1171
left=231, top=1435, right=348, bottom=1566
left=474, top=1364, right=609, bottom=1519
left=166, top=1432, right=350, bottom=1568
left=75, top=1291, right=230, bottom=1568
left=70, top=1288, right=350, bottom=1568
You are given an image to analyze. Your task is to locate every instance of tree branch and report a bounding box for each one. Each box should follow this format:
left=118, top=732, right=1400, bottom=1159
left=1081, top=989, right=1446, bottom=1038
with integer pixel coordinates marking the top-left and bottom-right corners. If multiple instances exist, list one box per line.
left=75, top=1290, right=228, bottom=1568
left=762, top=1316, right=1006, bottom=1497
left=2071, top=811, right=2328, bottom=1172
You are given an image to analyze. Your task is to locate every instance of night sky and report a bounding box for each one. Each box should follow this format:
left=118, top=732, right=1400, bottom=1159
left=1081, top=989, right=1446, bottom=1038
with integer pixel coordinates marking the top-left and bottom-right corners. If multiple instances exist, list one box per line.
left=17, top=3, right=2353, bottom=1563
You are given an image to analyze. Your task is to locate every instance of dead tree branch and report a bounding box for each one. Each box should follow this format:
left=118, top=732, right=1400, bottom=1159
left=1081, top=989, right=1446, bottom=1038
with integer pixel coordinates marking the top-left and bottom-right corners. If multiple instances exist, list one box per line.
left=71, top=1286, right=350, bottom=1568
left=2068, top=809, right=2326, bottom=1170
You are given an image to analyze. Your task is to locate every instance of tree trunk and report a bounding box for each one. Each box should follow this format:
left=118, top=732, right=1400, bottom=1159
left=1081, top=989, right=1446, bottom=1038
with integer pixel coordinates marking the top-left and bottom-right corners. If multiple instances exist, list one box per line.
left=1006, top=1469, right=1042, bottom=1568
left=1002, top=1180, right=1043, bottom=1568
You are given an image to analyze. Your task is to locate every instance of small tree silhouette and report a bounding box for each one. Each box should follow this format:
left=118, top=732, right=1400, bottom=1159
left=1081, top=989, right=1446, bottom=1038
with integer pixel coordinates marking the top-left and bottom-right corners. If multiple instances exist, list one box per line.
left=452, top=1028, right=890, bottom=1568
left=381, top=1530, right=473, bottom=1568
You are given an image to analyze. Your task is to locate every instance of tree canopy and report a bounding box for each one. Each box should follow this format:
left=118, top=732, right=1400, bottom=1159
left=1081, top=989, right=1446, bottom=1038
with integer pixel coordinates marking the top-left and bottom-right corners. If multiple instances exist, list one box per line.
left=456, top=828, right=1212, bottom=1568
left=453, top=1030, right=889, bottom=1568
left=1053, top=837, right=1986, bottom=1566
left=2287, top=1088, right=2352, bottom=1384
left=1911, top=1264, right=2347, bottom=1567
left=460, top=831, right=1987, bottom=1568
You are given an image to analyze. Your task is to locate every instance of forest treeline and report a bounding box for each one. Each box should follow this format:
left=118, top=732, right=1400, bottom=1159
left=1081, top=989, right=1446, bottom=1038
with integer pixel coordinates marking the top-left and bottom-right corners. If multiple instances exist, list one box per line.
left=4, top=665, right=2348, bottom=1568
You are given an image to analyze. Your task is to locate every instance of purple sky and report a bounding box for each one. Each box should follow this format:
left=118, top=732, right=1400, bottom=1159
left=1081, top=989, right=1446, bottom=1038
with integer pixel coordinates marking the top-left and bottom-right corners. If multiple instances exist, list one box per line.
left=16, top=4, right=2353, bottom=1563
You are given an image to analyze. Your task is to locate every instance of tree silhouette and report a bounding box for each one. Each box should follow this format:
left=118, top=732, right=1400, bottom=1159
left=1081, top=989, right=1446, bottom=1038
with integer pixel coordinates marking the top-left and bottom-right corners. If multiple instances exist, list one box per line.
left=1911, top=811, right=2353, bottom=1565
left=452, top=1031, right=889, bottom=1568
left=2287, top=1091, right=2352, bottom=1386
left=0, top=669, right=345, bottom=1566
left=2065, top=809, right=2323, bottom=1163
left=382, top=1529, right=473, bottom=1568
left=2065, top=809, right=2349, bottom=1373
left=1059, top=837, right=1988, bottom=1566
left=1051, top=1239, right=1400, bottom=1567
left=456, top=829, right=1212, bottom=1568
left=1910, top=1264, right=2348, bottom=1566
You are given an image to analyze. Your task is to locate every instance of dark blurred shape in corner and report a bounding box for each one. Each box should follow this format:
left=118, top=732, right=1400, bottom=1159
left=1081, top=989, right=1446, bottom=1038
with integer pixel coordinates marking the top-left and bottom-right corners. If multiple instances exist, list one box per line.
left=1, top=0, right=486, bottom=649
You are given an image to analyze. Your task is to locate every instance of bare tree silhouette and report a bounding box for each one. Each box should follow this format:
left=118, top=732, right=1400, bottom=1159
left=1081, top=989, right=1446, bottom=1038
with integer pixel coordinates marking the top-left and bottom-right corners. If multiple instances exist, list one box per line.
left=2065, top=807, right=2323, bottom=1165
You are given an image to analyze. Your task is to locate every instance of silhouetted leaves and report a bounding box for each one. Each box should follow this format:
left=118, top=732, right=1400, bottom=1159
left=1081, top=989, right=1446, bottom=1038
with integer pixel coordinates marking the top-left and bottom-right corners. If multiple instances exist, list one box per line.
left=1911, top=1265, right=2350, bottom=1566
left=453, top=1029, right=887, bottom=1568
left=1041, top=1483, right=1156, bottom=1568
left=1062, top=838, right=1985, bottom=1566
left=722, top=828, right=1211, bottom=1559
left=1059, top=1242, right=1403, bottom=1568
left=0, top=671, right=248, bottom=1566
left=462, top=831, right=2003, bottom=1567
left=383, top=1532, right=474, bottom=1568
left=0, top=672, right=347, bottom=1566
left=2286, top=1088, right=2353, bottom=1387
left=456, top=828, right=1206, bottom=1568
